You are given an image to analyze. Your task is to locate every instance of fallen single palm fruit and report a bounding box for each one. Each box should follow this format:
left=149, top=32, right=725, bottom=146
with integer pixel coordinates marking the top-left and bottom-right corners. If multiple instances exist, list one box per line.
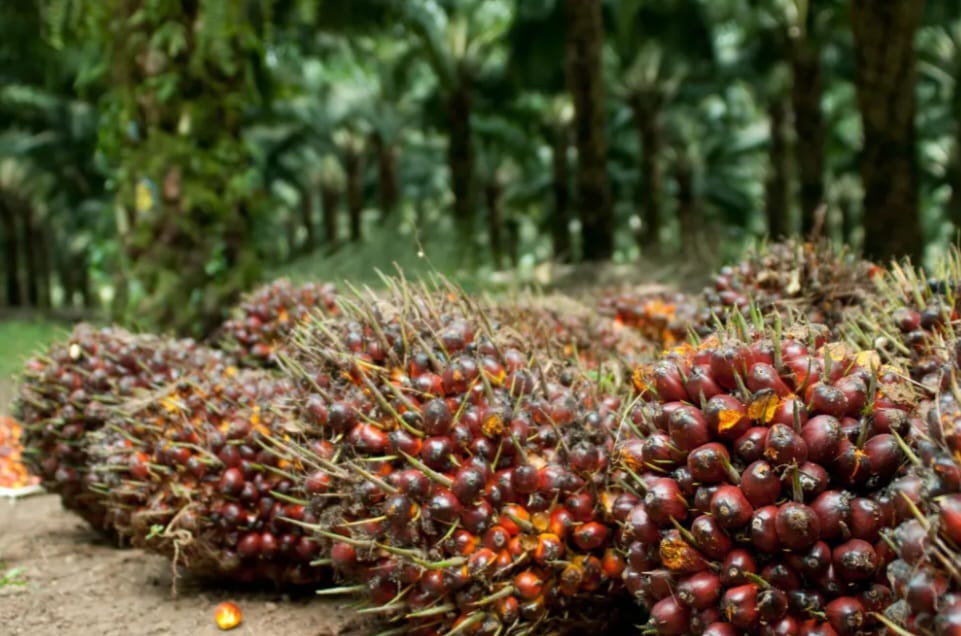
left=214, top=601, right=242, bottom=630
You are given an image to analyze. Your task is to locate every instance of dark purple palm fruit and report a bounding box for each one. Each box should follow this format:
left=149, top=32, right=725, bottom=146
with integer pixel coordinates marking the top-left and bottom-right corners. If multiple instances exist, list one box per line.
left=16, top=324, right=234, bottom=531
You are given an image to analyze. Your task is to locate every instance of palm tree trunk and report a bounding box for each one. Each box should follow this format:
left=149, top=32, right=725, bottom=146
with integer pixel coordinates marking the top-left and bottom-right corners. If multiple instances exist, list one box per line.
left=790, top=38, right=825, bottom=238
left=300, top=186, right=316, bottom=255
left=631, top=97, right=662, bottom=252
left=321, top=186, right=341, bottom=250
left=19, top=199, right=39, bottom=307
left=565, top=0, right=613, bottom=261
left=948, top=71, right=961, bottom=232
left=78, top=254, right=97, bottom=310
left=35, top=222, right=52, bottom=309
left=765, top=96, right=791, bottom=239
left=839, top=191, right=857, bottom=248
left=447, top=80, right=475, bottom=240
left=674, top=152, right=698, bottom=247
left=0, top=194, right=21, bottom=306
left=372, top=132, right=399, bottom=220
left=550, top=126, right=572, bottom=262
left=485, top=177, right=504, bottom=268
left=344, top=149, right=364, bottom=242
left=850, top=0, right=924, bottom=262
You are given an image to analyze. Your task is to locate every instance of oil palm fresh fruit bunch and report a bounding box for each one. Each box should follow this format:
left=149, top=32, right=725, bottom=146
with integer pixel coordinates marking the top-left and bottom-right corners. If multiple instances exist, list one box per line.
left=842, top=251, right=961, bottom=391
left=701, top=240, right=881, bottom=334
left=15, top=324, right=233, bottom=529
left=0, top=415, right=39, bottom=491
left=613, top=315, right=917, bottom=635
left=274, top=278, right=637, bottom=635
left=85, top=369, right=329, bottom=586
left=216, top=279, right=338, bottom=367
left=596, top=288, right=701, bottom=350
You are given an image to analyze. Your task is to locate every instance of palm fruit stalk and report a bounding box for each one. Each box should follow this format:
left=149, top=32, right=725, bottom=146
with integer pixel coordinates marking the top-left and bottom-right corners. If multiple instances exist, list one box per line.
left=273, top=278, right=638, bottom=635
left=85, top=369, right=329, bottom=586
left=596, top=287, right=702, bottom=350
left=15, top=324, right=233, bottom=530
left=843, top=250, right=961, bottom=391
left=215, top=278, right=338, bottom=367
left=613, top=314, right=917, bottom=635
left=701, top=239, right=881, bottom=334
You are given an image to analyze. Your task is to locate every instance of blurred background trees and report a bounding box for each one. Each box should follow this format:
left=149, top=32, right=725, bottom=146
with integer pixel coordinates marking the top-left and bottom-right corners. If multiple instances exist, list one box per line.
left=1, top=0, right=958, bottom=336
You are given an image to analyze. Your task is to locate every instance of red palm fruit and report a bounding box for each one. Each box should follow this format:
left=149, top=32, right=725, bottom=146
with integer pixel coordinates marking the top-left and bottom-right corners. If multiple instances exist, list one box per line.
left=705, top=394, right=751, bottom=441
left=676, top=571, right=722, bottom=609
left=513, top=571, right=544, bottom=601
left=732, top=428, right=767, bottom=466
left=789, top=590, right=825, bottom=616
left=624, top=504, right=661, bottom=544
left=451, top=465, right=486, bottom=503
left=798, top=620, right=839, bottom=636
left=894, top=519, right=929, bottom=564
left=775, top=502, right=821, bottom=550
left=833, top=439, right=871, bottom=487
left=764, top=423, right=808, bottom=467
left=858, top=583, right=892, bottom=614
left=906, top=569, right=950, bottom=614
left=711, top=484, right=754, bottom=529
left=710, top=344, right=753, bottom=390
left=747, top=363, right=792, bottom=397
left=789, top=540, right=832, bottom=577
left=702, top=624, right=739, bottom=636
left=741, top=460, right=782, bottom=507
left=720, top=549, right=757, bottom=586
left=763, top=616, right=800, bottom=636
left=642, top=431, right=684, bottom=470
left=831, top=539, right=878, bottom=583
left=762, top=561, right=801, bottom=590
left=572, top=522, right=609, bottom=551
left=690, top=514, right=733, bottom=560
left=687, top=442, right=733, bottom=484
left=219, top=467, right=245, bottom=496
left=600, top=548, right=625, bottom=579
left=721, top=583, right=761, bottom=630
left=794, top=461, right=829, bottom=499
left=426, top=486, right=462, bottom=523
left=750, top=505, right=781, bottom=553
left=833, top=376, right=867, bottom=415
left=935, top=599, right=961, bottom=636
left=861, top=434, right=902, bottom=486
left=639, top=569, right=676, bottom=603
left=806, top=383, right=849, bottom=418
left=671, top=466, right=697, bottom=498
left=824, top=597, right=865, bottom=636
left=651, top=362, right=689, bottom=402
left=846, top=498, right=882, bottom=542
left=510, top=464, right=539, bottom=495
left=422, top=398, right=453, bottom=435
left=548, top=506, right=573, bottom=539
left=784, top=355, right=822, bottom=391
left=758, top=587, right=789, bottom=623
left=388, top=428, right=423, bottom=457
left=810, top=490, right=851, bottom=541
left=939, top=493, right=961, bottom=545
left=801, top=415, right=843, bottom=465
left=931, top=455, right=961, bottom=496
left=693, top=484, right=721, bottom=515
left=869, top=407, right=910, bottom=437
left=769, top=397, right=808, bottom=429
left=685, top=365, right=723, bottom=403
left=659, top=529, right=710, bottom=574
left=649, top=595, right=692, bottom=636
left=669, top=406, right=711, bottom=452
left=644, top=477, right=689, bottom=526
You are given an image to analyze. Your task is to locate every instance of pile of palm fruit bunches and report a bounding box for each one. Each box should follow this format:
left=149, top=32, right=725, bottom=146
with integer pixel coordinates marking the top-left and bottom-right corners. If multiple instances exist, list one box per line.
left=13, top=238, right=961, bottom=635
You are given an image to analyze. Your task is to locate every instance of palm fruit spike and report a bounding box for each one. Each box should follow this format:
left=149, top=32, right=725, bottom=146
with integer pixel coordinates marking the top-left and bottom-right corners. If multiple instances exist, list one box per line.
left=880, top=370, right=961, bottom=635
left=595, top=286, right=701, bottom=350
left=614, top=314, right=917, bottom=636
left=275, top=276, right=637, bottom=635
left=15, top=324, right=233, bottom=530
left=487, top=292, right=656, bottom=371
left=85, top=369, right=329, bottom=586
left=842, top=249, right=961, bottom=392
left=0, top=415, right=39, bottom=492
left=701, top=238, right=881, bottom=334
left=215, top=278, right=338, bottom=367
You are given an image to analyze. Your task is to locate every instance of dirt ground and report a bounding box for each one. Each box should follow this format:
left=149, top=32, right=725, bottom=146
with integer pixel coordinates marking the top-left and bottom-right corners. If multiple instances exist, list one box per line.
left=0, top=378, right=365, bottom=636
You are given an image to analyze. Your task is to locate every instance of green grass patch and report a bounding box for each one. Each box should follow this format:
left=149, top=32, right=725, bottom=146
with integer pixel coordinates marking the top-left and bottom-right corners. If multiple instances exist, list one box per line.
left=0, top=319, right=68, bottom=379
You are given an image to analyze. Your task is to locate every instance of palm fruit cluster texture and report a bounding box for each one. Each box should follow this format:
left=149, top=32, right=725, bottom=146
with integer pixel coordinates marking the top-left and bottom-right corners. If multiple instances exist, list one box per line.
left=15, top=324, right=232, bottom=529
left=615, top=320, right=917, bottom=636
left=85, top=368, right=328, bottom=586
left=215, top=278, right=338, bottom=367
left=701, top=240, right=881, bottom=333
left=272, top=280, right=635, bottom=635
left=0, top=415, right=38, bottom=490
left=596, top=288, right=700, bottom=349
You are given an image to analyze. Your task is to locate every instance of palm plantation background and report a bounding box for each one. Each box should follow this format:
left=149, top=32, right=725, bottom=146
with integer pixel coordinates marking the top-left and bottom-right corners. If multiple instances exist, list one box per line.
left=1, top=0, right=958, bottom=338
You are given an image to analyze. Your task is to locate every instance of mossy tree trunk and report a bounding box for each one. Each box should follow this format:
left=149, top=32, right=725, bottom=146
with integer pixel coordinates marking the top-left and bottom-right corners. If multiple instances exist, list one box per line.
left=448, top=80, right=475, bottom=242
left=565, top=0, right=613, bottom=261
left=791, top=39, right=825, bottom=237
left=550, top=125, right=572, bottom=262
left=850, top=0, right=924, bottom=262
left=630, top=96, right=662, bottom=253
left=765, top=96, right=791, bottom=239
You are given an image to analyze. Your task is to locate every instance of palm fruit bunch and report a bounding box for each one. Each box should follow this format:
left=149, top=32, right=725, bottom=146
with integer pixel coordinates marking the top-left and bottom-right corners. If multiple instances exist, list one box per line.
left=595, top=287, right=700, bottom=350
left=842, top=253, right=961, bottom=391
left=614, top=316, right=917, bottom=635
left=215, top=278, right=338, bottom=367
left=491, top=292, right=656, bottom=371
left=274, top=279, right=637, bottom=635
left=0, top=415, right=39, bottom=491
left=84, top=369, right=329, bottom=586
left=15, top=324, right=232, bottom=530
left=701, top=239, right=881, bottom=333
